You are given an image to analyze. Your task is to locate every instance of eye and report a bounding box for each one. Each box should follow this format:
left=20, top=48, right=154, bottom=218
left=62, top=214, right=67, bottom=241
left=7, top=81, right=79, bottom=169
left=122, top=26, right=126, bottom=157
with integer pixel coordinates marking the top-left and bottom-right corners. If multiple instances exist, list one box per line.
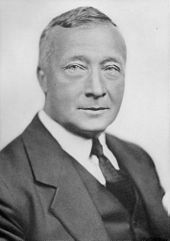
left=104, top=65, right=120, bottom=72
left=64, top=64, right=87, bottom=73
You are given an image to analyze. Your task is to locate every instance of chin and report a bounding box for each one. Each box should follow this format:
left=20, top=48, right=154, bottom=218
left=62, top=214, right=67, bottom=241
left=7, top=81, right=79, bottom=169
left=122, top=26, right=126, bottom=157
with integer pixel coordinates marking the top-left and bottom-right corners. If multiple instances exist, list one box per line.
left=66, top=123, right=109, bottom=138
left=77, top=128, right=105, bottom=139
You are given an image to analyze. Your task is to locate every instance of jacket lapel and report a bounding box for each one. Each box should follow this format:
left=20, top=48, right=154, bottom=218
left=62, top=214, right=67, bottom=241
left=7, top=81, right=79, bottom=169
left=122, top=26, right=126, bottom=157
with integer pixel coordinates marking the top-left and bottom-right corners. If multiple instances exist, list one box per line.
left=106, top=134, right=170, bottom=238
left=22, top=116, right=109, bottom=241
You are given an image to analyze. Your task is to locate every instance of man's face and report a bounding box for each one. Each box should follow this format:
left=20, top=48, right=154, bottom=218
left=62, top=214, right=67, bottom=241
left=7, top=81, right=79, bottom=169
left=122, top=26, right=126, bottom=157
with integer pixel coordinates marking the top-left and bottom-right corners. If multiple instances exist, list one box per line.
left=40, top=23, right=126, bottom=137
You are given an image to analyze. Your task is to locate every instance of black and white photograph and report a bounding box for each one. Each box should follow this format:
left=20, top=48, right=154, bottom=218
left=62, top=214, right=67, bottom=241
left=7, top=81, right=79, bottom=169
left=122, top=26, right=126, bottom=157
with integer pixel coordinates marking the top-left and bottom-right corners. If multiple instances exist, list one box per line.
left=0, top=0, right=170, bottom=240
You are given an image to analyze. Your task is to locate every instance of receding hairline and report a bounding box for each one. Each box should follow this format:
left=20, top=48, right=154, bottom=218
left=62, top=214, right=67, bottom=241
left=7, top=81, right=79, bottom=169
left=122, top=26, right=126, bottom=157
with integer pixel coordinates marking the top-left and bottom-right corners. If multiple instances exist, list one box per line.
left=38, top=6, right=126, bottom=69
left=40, top=6, right=117, bottom=41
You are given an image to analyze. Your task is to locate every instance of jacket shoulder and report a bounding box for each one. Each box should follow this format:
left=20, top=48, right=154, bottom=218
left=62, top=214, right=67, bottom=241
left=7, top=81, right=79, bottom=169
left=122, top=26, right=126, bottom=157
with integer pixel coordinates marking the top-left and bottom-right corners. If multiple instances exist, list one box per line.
left=0, top=130, right=33, bottom=183
left=106, top=133, right=165, bottom=195
left=0, top=134, right=24, bottom=166
left=106, top=133, right=155, bottom=168
left=0, top=115, right=37, bottom=175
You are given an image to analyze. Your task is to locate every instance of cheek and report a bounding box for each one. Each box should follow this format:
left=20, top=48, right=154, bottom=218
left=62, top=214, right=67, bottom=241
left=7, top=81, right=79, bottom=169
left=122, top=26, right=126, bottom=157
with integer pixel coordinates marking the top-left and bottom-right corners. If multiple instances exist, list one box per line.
left=50, top=83, right=77, bottom=110
left=108, top=79, right=125, bottom=102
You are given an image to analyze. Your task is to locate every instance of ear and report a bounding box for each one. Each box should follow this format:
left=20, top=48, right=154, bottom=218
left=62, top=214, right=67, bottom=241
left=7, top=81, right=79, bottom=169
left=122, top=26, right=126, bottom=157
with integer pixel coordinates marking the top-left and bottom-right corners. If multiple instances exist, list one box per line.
left=37, top=66, right=48, bottom=93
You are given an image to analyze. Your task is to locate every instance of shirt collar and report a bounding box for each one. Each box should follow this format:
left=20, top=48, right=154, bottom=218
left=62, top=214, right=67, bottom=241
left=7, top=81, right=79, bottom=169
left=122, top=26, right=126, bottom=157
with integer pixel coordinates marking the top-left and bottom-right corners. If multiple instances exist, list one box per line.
left=38, top=110, right=119, bottom=171
left=38, top=110, right=96, bottom=162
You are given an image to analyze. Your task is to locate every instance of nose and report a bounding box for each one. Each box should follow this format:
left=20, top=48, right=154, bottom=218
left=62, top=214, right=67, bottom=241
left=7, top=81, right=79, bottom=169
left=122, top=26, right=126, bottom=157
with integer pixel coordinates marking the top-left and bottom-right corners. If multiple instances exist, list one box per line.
left=85, top=69, right=106, bottom=98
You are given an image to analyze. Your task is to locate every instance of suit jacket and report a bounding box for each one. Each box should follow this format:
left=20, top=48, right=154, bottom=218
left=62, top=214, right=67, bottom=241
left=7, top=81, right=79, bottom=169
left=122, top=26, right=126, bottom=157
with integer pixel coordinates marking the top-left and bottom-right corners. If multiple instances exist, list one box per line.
left=0, top=115, right=169, bottom=241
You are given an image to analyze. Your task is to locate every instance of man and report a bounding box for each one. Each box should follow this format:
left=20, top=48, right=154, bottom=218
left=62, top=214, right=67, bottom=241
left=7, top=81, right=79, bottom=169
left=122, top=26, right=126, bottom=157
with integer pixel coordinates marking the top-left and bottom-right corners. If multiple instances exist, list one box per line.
left=0, top=6, right=169, bottom=241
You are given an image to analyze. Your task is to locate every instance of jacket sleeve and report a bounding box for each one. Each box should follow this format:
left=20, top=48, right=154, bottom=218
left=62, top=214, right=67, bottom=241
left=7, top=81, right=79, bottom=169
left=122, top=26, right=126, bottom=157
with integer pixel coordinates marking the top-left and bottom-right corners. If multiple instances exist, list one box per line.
left=0, top=177, right=25, bottom=241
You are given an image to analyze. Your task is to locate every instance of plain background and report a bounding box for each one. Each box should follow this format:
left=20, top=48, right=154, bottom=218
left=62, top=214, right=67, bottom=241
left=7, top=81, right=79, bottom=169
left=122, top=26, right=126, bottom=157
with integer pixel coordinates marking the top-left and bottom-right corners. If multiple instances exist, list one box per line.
left=0, top=0, right=169, bottom=191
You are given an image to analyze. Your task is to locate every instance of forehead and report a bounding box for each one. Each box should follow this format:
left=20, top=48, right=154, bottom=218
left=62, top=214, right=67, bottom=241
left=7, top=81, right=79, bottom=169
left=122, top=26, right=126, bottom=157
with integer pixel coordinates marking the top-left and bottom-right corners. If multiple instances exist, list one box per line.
left=48, top=23, right=126, bottom=63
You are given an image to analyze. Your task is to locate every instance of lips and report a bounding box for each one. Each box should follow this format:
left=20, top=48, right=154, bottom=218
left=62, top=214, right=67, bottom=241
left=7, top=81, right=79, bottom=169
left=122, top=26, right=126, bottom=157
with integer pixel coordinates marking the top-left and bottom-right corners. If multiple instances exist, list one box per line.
left=78, top=107, right=109, bottom=111
left=82, top=107, right=108, bottom=110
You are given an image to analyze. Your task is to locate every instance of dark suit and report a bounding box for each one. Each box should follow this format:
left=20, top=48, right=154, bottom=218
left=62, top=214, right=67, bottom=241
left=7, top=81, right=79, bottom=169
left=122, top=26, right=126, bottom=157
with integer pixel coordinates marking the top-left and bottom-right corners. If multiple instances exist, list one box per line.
left=0, top=115, right=169, bottom=240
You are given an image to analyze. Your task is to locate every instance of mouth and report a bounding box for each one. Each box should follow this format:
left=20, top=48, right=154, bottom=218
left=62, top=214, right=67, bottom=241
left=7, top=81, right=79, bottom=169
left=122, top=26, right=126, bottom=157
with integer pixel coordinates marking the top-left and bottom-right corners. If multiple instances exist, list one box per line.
left=78, top=107, right=109, bottom=115
left=82, top=107, right=108, bottom=110
left=79, top=107, right=109, bottom=110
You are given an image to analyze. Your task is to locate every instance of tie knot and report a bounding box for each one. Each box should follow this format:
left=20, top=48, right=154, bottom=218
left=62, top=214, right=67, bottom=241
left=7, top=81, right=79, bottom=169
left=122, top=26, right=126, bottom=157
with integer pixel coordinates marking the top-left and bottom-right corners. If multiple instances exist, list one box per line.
left=91, top=138, right=104, bottom=158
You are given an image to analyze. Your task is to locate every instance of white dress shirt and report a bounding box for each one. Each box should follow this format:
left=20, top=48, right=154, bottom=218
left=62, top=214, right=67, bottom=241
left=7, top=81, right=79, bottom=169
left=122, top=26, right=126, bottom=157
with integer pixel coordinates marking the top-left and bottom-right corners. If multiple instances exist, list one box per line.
left=38, top=110, right=170, bottom=215
left=38, top=110, right=119, bottom=185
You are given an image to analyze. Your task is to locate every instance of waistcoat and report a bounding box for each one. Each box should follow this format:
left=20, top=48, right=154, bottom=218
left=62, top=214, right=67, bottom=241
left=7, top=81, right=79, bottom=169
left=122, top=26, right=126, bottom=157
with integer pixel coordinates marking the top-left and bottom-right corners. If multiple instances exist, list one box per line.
left=72, top=160, right=151, bottom=241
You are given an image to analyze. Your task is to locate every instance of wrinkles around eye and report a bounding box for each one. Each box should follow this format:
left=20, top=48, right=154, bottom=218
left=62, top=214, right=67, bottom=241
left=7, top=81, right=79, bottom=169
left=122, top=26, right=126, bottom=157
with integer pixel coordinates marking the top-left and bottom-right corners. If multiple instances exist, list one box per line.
left=103, top=65, right=121, bottom=72
left=64, top=64, right=87, bottom=72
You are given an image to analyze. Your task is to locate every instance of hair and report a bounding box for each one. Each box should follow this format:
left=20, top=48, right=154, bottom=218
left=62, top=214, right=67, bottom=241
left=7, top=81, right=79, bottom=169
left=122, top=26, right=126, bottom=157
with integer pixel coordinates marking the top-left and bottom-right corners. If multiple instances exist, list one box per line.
left=38, top=6, right=118, bottom=71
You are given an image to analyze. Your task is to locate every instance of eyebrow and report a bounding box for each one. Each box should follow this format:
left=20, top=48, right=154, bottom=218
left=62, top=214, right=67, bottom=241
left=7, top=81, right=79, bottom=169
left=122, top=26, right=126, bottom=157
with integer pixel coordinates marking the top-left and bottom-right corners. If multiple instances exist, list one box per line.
left=64, top=55, right=124, bottom=65
left=100, top=57, right=123, bottom=65
left=65, top=55, right=88, bottom=63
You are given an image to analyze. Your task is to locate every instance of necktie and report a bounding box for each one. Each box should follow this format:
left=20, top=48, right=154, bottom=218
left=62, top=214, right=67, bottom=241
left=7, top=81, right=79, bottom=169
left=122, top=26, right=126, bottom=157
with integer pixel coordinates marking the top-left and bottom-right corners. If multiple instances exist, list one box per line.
left=91, top=137, right=136, bottom=214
